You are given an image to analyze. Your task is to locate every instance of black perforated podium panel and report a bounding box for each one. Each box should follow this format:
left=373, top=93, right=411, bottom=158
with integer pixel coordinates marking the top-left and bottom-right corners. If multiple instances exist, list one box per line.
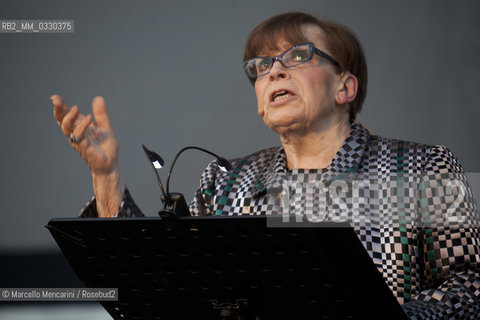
left=46, top=216, right=408, bottom=320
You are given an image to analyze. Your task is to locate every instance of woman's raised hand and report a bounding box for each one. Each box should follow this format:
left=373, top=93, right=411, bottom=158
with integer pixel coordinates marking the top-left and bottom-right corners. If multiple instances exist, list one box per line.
left=51, top=95, right=124, bottom=217
left=52, top=95, right=119, bottom=174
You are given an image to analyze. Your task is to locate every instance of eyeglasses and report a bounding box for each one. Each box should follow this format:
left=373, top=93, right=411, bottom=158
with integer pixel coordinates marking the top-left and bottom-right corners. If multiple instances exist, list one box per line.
left=243, top=42, right=340, bottom=80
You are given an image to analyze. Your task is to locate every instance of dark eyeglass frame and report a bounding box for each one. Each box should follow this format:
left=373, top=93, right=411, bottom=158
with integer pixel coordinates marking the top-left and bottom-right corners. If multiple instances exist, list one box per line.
left=243, top=42, right=341, bottom=80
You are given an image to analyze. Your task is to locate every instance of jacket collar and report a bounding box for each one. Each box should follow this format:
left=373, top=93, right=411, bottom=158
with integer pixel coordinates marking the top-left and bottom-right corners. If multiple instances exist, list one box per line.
left=251, top=122, right=371, bottom=197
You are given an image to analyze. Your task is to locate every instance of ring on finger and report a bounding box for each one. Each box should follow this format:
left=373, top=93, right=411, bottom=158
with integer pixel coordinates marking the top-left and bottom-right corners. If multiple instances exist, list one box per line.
left=69, top=133, right=82, bottom=144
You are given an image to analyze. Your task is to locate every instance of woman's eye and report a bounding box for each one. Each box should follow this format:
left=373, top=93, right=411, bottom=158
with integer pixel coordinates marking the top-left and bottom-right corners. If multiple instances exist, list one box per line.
left=292, top=51, right=308, bottom=62
left=258, top=59, right=271, bottom=71
left=285, top=49, right=309, bottom=64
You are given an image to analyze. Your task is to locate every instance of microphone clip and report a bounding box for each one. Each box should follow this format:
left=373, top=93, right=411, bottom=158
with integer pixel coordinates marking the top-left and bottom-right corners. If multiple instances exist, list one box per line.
left=159, top=192, right=190, bottom=219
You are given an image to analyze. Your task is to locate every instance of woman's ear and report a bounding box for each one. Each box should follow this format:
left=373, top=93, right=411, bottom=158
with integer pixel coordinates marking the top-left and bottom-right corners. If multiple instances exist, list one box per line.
left=335, top=72, right=358, bottom=105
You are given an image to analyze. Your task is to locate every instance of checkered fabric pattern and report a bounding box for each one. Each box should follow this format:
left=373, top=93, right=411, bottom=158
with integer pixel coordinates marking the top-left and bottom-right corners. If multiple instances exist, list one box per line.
left=80, top=123, right=480, bottom=319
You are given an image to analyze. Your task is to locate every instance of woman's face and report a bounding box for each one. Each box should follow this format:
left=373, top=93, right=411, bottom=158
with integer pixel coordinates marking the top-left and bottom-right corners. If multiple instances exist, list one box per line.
left=254, top=25, right=342, bottom=136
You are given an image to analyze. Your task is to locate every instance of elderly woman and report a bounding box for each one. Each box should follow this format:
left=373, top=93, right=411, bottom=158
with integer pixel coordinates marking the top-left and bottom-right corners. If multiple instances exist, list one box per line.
left=52, top=12, right=479, bottom=319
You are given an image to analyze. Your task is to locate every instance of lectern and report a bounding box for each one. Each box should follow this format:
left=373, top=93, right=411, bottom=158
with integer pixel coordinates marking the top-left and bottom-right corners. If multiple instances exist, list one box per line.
left=47, top=215, right=408, bottom=319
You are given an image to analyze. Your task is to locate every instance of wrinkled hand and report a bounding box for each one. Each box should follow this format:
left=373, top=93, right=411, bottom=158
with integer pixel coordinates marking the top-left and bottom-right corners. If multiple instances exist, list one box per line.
left=52, top=94, right=124, bottom=217
left=51, top=94, right=119, bottom=175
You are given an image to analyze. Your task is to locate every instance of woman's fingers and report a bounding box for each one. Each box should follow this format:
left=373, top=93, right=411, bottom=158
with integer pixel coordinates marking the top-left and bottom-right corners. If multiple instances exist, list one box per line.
left=51, top=94, right=71, bottom=125
left=61, top=105, right=80, bottom=137
left=72, top=114, right=93, bottom=145
left=92, top=96, right=113, bottom=131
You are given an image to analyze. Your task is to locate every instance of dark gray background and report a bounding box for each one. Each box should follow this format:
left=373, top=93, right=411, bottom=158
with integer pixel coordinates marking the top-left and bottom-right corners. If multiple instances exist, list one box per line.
left=1, top=0, right=479, bottom=252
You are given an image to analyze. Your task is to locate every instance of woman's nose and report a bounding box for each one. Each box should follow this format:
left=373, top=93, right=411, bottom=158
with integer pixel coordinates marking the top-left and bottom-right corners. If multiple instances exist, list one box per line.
left=268, top=59, right=289, bottom=80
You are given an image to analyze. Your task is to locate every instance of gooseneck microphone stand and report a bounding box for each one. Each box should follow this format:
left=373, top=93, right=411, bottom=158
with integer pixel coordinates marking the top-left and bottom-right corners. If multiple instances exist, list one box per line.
left=142, top=144, right=232, bottom=218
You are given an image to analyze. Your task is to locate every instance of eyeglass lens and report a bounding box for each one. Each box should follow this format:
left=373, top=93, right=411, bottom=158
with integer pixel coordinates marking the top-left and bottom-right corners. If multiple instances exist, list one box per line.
left=245, top=44, right=312, bottom=79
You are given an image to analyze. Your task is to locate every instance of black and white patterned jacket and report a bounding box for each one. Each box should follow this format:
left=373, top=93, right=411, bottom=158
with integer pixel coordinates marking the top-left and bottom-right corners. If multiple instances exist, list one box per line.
left=82, top=123, right=480, bottom=319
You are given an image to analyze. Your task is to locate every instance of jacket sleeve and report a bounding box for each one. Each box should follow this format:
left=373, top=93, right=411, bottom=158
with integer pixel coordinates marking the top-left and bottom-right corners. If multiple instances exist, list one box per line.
left=403, top=146, right=480, bottom=319
left=79, top=186, right=144, bottom=218
left=189, top=160, right=218, bottom=216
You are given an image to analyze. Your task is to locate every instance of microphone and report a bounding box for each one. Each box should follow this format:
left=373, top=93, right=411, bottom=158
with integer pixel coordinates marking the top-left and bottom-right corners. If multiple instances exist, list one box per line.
left=142, top=144, right=232, bottom=218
